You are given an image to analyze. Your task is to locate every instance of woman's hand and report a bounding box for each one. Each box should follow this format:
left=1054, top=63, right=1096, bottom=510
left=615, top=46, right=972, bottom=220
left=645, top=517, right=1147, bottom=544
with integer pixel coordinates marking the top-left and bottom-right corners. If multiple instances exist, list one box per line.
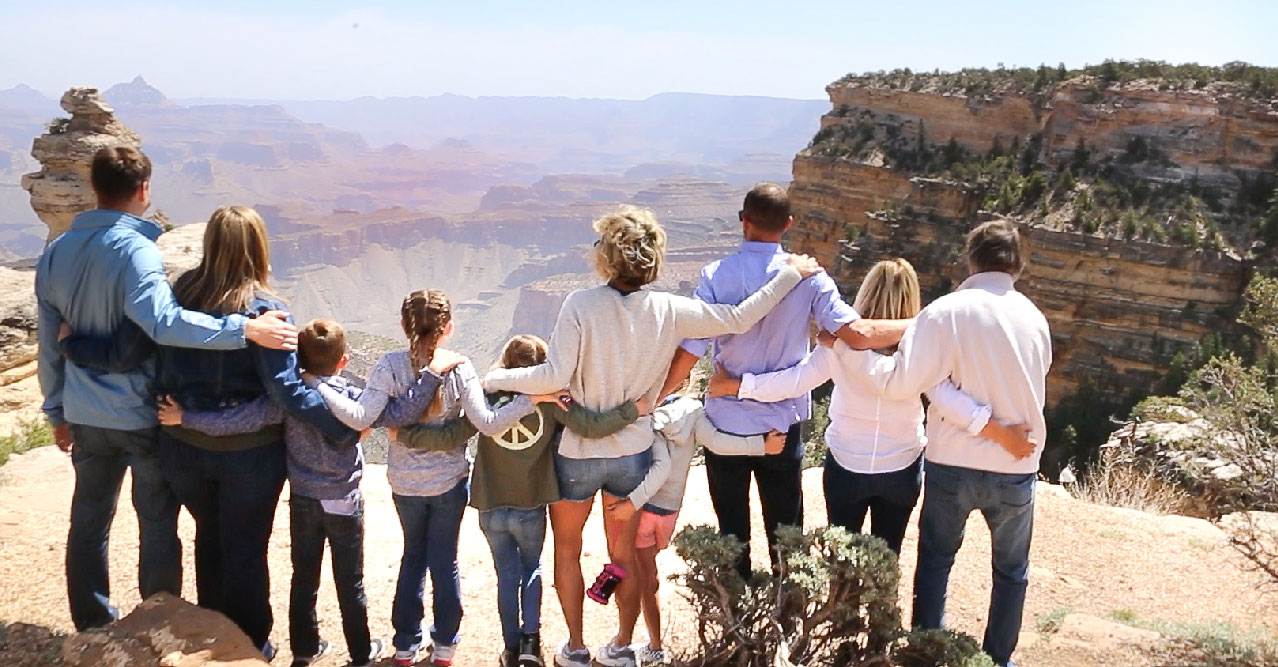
left=634, top=395, right=653, bottom=416
left=763, top=430, right=786, bottom=455
left=785, top=253, right=824, bottom=279
left=706, top=363, right=742, bottom=399
left=157, top=396, right=183, bottom=427
left=427, top=349, right=467, bottom=375
left=245, top=310, right=298, bottom=351
left=984, top=421, right=1038, bottom=460
left=816, top=329, right=837, bottom=349
left=58, top=322, right=72, bottom=341
left=531, top=390, right=571, bottom=411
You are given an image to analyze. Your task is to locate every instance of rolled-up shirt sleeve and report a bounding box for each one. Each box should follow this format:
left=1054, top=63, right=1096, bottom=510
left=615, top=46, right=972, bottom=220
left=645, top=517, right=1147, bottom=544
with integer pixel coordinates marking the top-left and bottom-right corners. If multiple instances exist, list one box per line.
left=925, top=379, right=992, bottom=435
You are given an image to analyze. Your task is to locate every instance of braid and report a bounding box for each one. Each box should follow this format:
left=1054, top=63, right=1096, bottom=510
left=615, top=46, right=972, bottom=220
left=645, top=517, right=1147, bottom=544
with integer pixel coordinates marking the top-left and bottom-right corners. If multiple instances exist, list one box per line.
left=401, top=289, right=453, bottom=417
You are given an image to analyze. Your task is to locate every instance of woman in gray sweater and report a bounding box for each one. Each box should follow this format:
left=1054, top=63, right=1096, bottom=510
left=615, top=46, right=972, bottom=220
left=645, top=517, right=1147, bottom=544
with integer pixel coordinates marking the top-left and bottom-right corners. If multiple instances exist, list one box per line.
left=482, top=207, right=822, bottom=667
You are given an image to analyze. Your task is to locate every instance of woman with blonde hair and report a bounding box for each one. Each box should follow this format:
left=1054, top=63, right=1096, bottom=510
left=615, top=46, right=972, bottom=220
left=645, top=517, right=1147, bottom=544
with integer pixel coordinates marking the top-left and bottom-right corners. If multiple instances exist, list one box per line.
left=709, top=258, right=1033, bottom=554
left=482, top=207, right=823, bottom=667
left=147, top=206, right=357, bottom=657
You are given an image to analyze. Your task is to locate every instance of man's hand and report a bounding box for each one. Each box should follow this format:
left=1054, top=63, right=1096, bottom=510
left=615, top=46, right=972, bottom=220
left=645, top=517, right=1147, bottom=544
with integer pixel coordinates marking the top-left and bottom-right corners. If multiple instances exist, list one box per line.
left=531, top=390, right=571, bottom=411
left=785, top=253, right=824, bottom=279
left=816, top=330, right=837, bottom=349
left=634, top=395, right=653, bottom=416
left=428, top=349, right=467, bottom=375
left=58, top=322, right=72, bottom=342
left=763, top=430, right=786, bottom=455
left=604, top=496, right=637, bottom=524
left=245, top=310, right=298, bottom=351
left=157, top=396, right=183, bottom=427
left=707, top=363, right=741, bottom=399
left=53, top=423, right=73, bottom=454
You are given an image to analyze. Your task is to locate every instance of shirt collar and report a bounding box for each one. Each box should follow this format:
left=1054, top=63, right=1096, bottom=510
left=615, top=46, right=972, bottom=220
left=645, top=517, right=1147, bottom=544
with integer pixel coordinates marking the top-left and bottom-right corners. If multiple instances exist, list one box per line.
left=70, top=209, right=163, bottom=241
left=740, top=241, right=783, bottom=254
left=957, top=271, right=1017, bottom=293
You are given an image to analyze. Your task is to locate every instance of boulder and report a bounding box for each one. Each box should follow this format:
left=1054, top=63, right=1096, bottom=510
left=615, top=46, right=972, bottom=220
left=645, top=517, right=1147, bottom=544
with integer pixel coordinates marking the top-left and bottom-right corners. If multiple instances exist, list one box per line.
left=61, top=592, right=268, bottom=667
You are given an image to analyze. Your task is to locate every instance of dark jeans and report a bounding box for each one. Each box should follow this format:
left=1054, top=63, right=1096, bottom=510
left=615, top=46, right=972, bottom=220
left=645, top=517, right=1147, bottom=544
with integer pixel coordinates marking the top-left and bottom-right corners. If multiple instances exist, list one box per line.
left=391, top=479, right=468, bottom=653
left=66, top=424, right=181, bottom=630
left=823, top=453, right=923, bottom=554
left=159, top=432, right=287, bottom=649
left=704, top=423, right=803, bottom=579
left=912, top=461, right=1036, bottom=667
left=479, top=507, right=546, bottom=650
left=289, top=494, right=372, bottom=662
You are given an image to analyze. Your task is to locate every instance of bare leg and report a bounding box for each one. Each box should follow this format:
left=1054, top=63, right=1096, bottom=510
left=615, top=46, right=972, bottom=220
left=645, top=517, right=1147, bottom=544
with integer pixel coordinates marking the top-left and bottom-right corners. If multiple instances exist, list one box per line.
left=549, top=497, right=593, bottom=650
left=636, top=545, right=662, bottom=650
left=602, top=495, right=644, bottom=647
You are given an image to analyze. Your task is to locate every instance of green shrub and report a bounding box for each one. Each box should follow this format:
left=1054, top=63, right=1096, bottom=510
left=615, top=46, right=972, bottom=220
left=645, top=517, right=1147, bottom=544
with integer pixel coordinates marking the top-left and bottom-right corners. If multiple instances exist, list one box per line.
left=0, top=419, right=54, bottom=467
left=893, top=629, right=996, bottom=667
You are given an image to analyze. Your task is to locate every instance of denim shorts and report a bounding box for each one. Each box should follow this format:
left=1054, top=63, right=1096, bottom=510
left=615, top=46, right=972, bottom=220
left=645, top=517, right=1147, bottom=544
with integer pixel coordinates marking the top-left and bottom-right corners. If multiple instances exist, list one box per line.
left=554, top=449, right=653, bottom=502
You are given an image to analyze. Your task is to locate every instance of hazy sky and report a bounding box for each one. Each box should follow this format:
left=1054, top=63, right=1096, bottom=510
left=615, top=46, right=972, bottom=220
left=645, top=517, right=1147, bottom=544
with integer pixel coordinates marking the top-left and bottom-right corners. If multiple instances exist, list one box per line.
left=4, top=0, right=1275, bottom=101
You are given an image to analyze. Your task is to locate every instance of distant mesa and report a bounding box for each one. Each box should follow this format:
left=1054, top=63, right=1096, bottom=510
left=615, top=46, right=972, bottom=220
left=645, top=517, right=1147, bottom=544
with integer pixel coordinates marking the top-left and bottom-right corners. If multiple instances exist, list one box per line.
left=435, top=137, right=473, bottom=150
left=104, top=75, right=175, bottom=108
left=22, top=87, right=142, bottom=240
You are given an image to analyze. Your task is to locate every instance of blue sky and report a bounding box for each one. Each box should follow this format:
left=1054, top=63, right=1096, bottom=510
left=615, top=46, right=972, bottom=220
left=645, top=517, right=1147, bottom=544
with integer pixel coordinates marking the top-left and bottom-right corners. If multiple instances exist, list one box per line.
left=3, top=0, right=1275, bottom=101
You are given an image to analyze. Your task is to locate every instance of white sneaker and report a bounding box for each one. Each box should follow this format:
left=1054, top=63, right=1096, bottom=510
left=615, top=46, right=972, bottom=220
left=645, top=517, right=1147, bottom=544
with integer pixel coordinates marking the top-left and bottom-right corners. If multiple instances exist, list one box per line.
left=636, top=645, right=668, bottom=666
left=594, top=641, right=637, bottom=667
left=429, top=642, right=457, bottom=667
left=554, top=641, right=591, bottom=667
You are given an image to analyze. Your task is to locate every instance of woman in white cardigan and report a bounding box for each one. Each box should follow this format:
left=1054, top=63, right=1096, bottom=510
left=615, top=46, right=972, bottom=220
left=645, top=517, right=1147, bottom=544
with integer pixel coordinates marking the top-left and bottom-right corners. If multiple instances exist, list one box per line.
left=709, top=258, right=1032, bottom=554
left=482, top=207, right=822, bottom=667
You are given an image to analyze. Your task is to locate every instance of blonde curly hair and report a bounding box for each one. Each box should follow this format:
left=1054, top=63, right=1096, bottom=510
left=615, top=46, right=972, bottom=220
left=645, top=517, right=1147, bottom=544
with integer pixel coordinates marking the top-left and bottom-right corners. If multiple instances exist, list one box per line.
left=592, top=207, right=666, bottom=288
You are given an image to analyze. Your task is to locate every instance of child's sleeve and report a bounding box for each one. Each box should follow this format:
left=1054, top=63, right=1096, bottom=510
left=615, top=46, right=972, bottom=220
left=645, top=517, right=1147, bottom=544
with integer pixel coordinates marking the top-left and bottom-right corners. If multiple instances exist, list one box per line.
left=923, top=379, right=993, bottom=436
left=627, top=435, right=673, bottom=510
left=180, top=395, right=285, bottom=437
left=58, top=319, right=157, bottom=374
left=552, top=399, right=640, bottom=439
left=695, top=415, right=766, bottom=457
left=457, top=364, right=536, bottom=436
left=397, top=417, right=479, bottom=452
left=314, top=356, right=406, bottom=430
left=373, top=370, right=445, bottom=428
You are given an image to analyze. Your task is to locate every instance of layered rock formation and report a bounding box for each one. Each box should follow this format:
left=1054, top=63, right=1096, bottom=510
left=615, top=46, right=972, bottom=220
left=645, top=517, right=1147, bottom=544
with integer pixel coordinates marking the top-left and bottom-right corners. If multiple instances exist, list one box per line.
left=789, top=73, right=1272, bottom=407
left=22, top=88, right=142, bottom=240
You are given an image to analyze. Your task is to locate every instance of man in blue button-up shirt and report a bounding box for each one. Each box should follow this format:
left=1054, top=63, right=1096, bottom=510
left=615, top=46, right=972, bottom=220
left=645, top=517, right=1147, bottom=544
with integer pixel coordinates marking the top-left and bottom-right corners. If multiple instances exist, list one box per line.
left=35, top=146, right=298, bottom=631
left=659, top=183, right=909, bottom=577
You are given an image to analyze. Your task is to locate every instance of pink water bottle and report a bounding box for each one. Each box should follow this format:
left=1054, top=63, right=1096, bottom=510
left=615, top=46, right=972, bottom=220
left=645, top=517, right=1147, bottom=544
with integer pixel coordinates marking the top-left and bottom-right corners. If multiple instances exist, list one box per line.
left=587, top=563, right=626, bottom=605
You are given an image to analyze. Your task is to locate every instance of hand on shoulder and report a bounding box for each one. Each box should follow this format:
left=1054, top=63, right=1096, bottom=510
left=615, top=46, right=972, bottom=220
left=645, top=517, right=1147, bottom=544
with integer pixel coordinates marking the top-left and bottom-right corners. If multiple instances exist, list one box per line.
left=427, top=348, right=468, bottom=375
left=785, top=253, right=824, bottom=279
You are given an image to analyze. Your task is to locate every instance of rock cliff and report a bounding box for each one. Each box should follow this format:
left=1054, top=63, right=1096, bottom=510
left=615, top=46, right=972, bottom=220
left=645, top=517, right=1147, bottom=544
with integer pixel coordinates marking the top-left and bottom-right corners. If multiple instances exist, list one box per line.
left=21, top=88, right=142, bottom=240
left=789, top=66, right=1275, bottom=409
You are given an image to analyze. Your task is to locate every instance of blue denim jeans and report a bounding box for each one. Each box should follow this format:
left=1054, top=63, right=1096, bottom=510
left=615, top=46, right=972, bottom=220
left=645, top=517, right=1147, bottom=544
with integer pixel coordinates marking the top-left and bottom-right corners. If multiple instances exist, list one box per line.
left=391, top=479, right=468, bottom=652
left=289, top=493, right=372, bottom=662
left=66, top=424, right=182, bottom=630
left=479, top=507, right=547, bottom=650
left=823, top=453, right=923, bottom=555
left=912, top=461, right=1035, bottom=667
left=159, top=432, right=287, bottom=649
left=553, top=448, right=653, bottom=502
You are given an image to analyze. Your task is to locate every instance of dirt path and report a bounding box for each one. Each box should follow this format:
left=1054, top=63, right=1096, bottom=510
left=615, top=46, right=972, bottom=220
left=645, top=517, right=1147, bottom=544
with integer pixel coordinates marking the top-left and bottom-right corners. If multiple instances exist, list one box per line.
left=1, top=446, right=1275, bottom=666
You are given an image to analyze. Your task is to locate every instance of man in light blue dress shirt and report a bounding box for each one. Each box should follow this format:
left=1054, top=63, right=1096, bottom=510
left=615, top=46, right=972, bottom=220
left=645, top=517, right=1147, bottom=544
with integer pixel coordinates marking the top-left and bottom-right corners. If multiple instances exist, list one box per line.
left=659, top=182, right=909, bottom=577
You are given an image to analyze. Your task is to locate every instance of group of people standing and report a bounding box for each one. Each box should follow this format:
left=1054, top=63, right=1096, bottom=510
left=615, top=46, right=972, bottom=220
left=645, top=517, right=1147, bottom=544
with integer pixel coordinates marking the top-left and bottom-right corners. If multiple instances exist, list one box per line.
left=36, top=148, right=1050, bottom=667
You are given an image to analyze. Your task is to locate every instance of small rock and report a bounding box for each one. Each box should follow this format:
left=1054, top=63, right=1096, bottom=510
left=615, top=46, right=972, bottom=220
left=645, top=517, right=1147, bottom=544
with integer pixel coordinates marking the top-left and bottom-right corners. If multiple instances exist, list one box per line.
left=1052, top=613, right=1162, bottom=651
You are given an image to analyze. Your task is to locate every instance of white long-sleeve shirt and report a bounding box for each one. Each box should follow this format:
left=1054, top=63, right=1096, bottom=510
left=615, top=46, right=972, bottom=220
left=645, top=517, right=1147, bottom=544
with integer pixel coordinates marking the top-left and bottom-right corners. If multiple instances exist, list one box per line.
left=840, top=271, right=1052, bottom=474
left=627, top=396, right=765, bottom=513
left=739, top=346, right=991, bottom=474
left=483, top=266, right=803, bottom=460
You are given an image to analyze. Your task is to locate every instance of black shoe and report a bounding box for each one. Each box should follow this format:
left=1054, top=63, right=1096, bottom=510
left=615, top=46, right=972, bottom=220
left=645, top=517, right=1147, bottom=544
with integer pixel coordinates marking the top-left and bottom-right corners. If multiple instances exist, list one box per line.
left=518, top=633, right=544, bottom=667
left=291, top=639, right=331, bottom=667
left=350, top=638, right=385, bottom=667
left=500, top=648, right=518, bottom=667
left=262, top=640, right=278, bottom=663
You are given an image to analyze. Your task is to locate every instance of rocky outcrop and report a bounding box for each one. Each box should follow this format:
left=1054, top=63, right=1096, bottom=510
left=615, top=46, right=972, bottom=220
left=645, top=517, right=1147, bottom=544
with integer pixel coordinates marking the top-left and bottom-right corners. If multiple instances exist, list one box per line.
left=789, top=77, right=1268, bottom=407
left=21, top=88, right=142, bottom=240
left=61, top=592, right=268, bottom=666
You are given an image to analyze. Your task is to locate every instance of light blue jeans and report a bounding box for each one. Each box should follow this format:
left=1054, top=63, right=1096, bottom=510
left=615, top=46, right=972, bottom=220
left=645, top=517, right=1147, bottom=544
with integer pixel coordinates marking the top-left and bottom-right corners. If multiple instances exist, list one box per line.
left=390, top=479, right=468, bottom=652
left=479, top=507, right=547, bottom=650
left=912, top=461, right=1035, bottom=667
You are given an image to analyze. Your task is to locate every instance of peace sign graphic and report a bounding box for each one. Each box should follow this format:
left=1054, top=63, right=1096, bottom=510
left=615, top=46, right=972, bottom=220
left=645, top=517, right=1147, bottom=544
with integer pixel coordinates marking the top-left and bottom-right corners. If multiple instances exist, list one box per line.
left=494, top=410, right=545, bottom=450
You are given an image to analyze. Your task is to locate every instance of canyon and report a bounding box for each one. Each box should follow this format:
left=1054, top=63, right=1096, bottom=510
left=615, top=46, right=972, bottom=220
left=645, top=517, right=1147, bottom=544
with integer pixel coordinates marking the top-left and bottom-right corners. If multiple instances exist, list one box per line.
left=788, top=69, right=1276, bottom=411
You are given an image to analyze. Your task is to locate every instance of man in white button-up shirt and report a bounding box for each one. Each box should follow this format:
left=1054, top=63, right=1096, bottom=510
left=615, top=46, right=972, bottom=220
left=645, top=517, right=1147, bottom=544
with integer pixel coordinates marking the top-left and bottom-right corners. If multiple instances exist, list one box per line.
left=844, top=220, right=1052, bottom=667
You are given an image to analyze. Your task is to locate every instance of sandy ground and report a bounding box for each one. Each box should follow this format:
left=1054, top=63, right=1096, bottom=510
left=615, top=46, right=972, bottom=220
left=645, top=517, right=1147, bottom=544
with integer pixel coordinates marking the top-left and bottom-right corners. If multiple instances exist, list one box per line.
left=1, top=445, right=1276, bottom=666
